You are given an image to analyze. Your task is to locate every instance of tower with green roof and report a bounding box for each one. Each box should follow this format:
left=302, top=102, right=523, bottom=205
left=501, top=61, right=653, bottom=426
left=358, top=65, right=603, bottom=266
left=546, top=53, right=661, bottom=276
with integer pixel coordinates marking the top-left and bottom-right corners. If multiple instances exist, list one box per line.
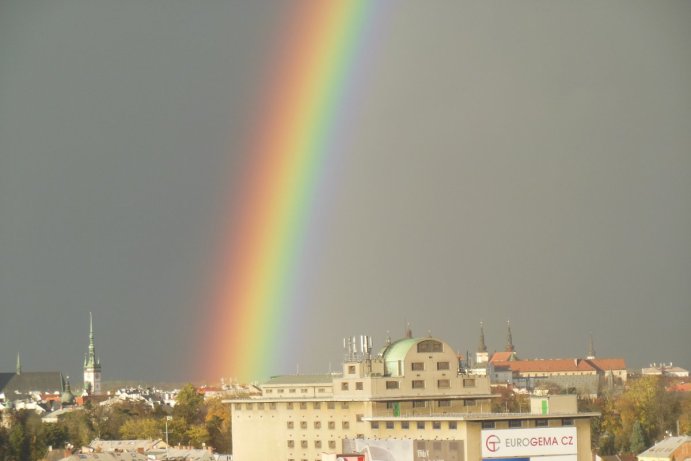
left=83, top=312, right=102, bottom=395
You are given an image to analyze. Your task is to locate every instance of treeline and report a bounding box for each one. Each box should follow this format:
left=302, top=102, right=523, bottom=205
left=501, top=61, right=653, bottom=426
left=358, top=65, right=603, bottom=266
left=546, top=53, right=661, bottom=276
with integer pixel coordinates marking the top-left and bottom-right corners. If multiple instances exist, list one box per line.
left=584, top=376, right=691, bottom=455
left=0, top=384, right=232, bottom=461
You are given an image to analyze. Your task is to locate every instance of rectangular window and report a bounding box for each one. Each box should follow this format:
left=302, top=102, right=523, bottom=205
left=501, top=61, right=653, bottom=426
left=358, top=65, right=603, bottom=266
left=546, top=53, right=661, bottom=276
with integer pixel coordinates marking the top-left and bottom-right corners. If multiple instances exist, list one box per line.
left=328, top=421, right=335, bottom=429
left=482, top=421, right=495, bottom=429
left=536, top=419, right=548, bottom=427
left=509, top=419, right=523, bottom=428
left=299, top=402, right=307, bottom=410
left=437, top=400, right=451, bottom=407
left=289, top=388, right=296, bottom=393
left=450, top=441, right=459, bottom=450
left=341, top=382, right=349, bottom=391
left=448, top=421, right=457, bottom=430
left=432, top=421, right=441, bottom=430
left=287, top=440, right=294, bottom=448
left=371, top=422, right=379, bottom=429
left=300, top=421, right=307, bottom=429
left=314, top=421, right=321, bottom=429
left=257, top=402, right=264, bottom=410
left=265, top=389, right=273, bottom=394
left=464, top=399, right=476, bottom=407
left=342, top=421, right=350, bottom=429
left=356, top=414, right=364, bottom=422
left=356, top=382, right=363, bottom=390
left=437, top=361, right=450, bottom=370
left=313, top=402, right=321, bottom=409
left=300, top=440, right=308, bottom=449
left=328, top=441, right=336, bottom=449
left=315, top=441, right=322, bottom=449
left=463, top=378, right=475, bottom=387
left=301, top=388, right=308, bottom=393
left=234, top=403, right=241, bottom=410
left=348, top=365, right=356, bottom=374
left=287, top=421, right=294, bottom=429
left=386, top=381, right=399, bottom=389
left=269, top=402, right=276, bottom=410
left=417, top=340, right=443, bottom=353
left=245, top=403, right=253, bottom=410
left=401, top=421, right=409, bottom=429
left=413, top=401, right=426, bottom=408
left=278, top=389, right=284, bottom=393
left=341, top=402, right=349, bottom=409
left=287, top=403, right=294, bottom=410
left=562, top=418, right=574, bottom=426
left=437, top=379, right=450, bottom=389
left=416, top=421, right=425, bottom=429
left=411, top=362, right=425, bottom=371
left=386, top=402, right=395, bottom=409
left=318, top=388, right=325, bottom=393
left=386, top=421, right=394, bottom=429
left=327, top=402, right=335, bottom=410
left=412, top=380, right=425, bottom=389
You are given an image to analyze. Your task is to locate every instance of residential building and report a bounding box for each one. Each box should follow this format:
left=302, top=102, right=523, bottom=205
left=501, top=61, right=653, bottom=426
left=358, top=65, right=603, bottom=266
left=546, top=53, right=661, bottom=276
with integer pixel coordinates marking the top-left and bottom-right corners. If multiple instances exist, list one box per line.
left=637, top=436, right=691, bottom=461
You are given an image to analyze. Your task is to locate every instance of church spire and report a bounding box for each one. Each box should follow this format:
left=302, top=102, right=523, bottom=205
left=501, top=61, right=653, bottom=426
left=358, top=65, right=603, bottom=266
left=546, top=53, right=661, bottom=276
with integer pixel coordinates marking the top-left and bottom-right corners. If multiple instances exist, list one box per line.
left=85, top=312, right=98, bottom=368
left=16, top=353, right=21, bottom=375
left=478, top=322, right=487, bottom=353
left=505, top=320, right=515, bottom=352
left=587, top=334, right=596, bottom=359
left=84, top=312, right=102, bottom=395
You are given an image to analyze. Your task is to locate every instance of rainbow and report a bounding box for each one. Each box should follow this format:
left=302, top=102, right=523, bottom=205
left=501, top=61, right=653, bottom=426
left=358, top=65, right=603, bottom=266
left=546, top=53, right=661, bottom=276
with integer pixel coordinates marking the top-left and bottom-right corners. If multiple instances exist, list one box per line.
left=204, top=1, right=385, bottom=383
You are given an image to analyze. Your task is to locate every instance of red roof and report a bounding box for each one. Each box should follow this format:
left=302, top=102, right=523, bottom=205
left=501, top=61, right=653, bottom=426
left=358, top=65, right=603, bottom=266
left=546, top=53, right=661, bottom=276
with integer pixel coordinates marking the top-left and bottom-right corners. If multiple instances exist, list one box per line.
left=587, top=358, right=627, bottom=371
left=490, top=352, right=518, bottom=363
left=668, top=383, right=691, bottom=392
left=493, top=358, right=597, bottom=373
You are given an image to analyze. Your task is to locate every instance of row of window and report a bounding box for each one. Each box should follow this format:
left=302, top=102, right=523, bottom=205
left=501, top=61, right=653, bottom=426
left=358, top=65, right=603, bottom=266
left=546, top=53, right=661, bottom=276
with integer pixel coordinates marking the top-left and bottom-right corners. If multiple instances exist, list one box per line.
left=287, top=421, right=352, bottom=430
left=481, top=418, right=574, bottom=429
left=265, top=387, right=328, bottom=394
left=287, top=439, right=337, bottom=450
left=411, top=361, right=450, bottom=371
left=381, top=378, right=475, bottom=391
left=385, top=399, right=476, bottom=409
left=235, top=401, right=350, bottom=411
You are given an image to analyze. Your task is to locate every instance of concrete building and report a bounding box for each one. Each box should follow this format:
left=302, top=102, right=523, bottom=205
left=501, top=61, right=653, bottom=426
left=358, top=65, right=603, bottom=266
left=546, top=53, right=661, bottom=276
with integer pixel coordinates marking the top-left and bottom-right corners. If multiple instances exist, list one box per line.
left=642, top=363, right=689, bottom=378
left=229, top=334, right=597, bottom=461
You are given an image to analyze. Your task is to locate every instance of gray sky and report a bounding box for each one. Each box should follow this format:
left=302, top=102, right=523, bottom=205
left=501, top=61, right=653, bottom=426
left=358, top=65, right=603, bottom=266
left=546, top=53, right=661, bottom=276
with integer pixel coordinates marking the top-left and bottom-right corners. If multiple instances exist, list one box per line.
left=1, top=1, right=689, bottom=384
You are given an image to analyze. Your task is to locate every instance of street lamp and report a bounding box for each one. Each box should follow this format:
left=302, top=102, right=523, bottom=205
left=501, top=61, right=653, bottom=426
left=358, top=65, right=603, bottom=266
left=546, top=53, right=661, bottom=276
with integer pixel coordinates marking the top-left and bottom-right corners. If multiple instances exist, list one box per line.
left=165, top=416, right=172, bottom=458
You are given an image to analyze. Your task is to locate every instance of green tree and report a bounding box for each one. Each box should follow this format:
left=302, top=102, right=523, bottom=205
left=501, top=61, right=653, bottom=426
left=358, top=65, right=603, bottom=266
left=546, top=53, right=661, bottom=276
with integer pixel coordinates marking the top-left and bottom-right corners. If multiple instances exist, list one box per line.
left=119, top=418, right=162, bottom=440
left=205, top=398, right=231, bottom=453
left=629, top=420, right=648, bottom=454
left=173, top=384, right=205, bottom=426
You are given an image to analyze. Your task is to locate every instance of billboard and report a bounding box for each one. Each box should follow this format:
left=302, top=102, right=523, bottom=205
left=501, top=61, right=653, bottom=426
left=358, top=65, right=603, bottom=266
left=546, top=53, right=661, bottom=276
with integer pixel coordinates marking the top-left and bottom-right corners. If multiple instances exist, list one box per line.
left=343, top=438, right=464, bottom=461
left=481, top=427, right=577, bottom=458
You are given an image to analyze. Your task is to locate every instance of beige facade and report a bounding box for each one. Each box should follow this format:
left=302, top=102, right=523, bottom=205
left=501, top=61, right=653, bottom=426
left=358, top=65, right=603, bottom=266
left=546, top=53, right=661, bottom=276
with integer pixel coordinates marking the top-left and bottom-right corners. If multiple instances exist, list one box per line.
left=229, top=336, right=596, bottom=461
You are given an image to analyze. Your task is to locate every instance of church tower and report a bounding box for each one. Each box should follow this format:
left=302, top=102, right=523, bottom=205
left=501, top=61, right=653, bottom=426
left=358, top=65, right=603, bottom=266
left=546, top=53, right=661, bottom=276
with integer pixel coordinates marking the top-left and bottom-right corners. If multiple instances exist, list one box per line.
left=83, top=312, right=102, bottom=395
left=586, top=334, right=596, bottom=360
left=505, top=320, right=515, bottom=352
left=476, top=322, right=489, bottom=365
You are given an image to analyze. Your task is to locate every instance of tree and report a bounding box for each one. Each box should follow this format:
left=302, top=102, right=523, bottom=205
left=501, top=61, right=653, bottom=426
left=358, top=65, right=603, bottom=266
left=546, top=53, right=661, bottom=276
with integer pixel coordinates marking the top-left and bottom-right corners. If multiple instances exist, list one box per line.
left=173, top=384, right=205, bottom=426
left=119, top=418, right=162, bottom=440
left=205, top=398, right=231, bottom=453
left=629, top=420, right=648, bottom=454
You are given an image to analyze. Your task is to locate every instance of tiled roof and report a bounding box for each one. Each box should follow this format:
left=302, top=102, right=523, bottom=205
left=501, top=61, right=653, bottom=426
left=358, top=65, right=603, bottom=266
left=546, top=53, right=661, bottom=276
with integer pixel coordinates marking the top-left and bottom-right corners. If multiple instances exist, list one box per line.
left=490, top=352, right=518, bottom=363
left=588, top=358, right=627, bottom=371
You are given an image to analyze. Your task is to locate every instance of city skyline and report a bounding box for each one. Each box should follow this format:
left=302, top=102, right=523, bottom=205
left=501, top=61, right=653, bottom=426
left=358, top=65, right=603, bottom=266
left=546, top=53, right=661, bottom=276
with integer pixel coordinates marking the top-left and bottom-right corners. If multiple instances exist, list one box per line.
left=1, top=1, right=690, bottom=383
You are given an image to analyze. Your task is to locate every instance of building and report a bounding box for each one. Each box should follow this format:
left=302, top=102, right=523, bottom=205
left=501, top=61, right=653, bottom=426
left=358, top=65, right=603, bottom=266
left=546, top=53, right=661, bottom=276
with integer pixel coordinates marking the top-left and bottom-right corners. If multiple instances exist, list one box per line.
left=83, top=312, right=102, bottom=395
left=637, top=436, right=691, bottom=461
left=0, top=354, right=65, bottom=402
left=228, top=334, right=597, bottom=461
left=642, top=363, right=689, bottom=378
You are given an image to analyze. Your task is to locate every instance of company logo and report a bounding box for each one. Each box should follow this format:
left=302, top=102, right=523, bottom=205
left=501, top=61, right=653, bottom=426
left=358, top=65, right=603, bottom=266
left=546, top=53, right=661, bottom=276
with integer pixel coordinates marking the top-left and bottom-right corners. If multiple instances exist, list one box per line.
left=485, top=435, right=501, bottom=453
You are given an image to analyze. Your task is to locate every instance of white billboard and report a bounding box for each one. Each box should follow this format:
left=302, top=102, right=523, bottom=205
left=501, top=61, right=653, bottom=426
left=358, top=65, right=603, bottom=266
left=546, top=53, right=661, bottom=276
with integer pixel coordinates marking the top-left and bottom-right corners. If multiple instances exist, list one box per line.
left=481, top=427, right=578, bottom=458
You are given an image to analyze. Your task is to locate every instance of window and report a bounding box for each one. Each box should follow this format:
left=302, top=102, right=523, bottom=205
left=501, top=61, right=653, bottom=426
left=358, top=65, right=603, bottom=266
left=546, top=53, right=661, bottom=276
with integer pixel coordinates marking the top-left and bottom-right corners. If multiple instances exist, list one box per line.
left=299, top=402, right=307, bottom=410
left=437, top=400, right=450, bottom=407
left=287, top=403, right=294, bottom=410
left=300, top=421, right=307, bottom=429
left=562, top=418, right=574, bottom=426
left=313, top=402, right=320, bottom=409
left=509, top=419, right=523, bottom=428
left=287, top=421, right=294, bottom=429
left=314, top=421, right=321, bottom=429
left=386, top=402, right=396, bottom=409
left=356, top=414, right=364, bottom=422
left=536, top=419, right=548, bottom=427
left=246, top=403, right=253, bottom=410
left=401, top=421, right=409, bottom=429
left=328, top=441, right=336, bottom=449
left=450, top=441, right=459, bottom=450
left=341, top=402, right=349, bottom=409
left=463, top=378, right=476, bottom=387
left=278, top=389, right=284, bottom=393
left=265, top=389, right=273, bottom=394
left=437, top=379, right=450, bottom=389
left=386, top=421, right=394, bottom=429
left=314, top=441, right=322, bottom=449
left=289, top=388, right=296, bottom=393
left=416, top=421, right=425, bottom=429
left=482, top=421, right=495, bottom=429
left=234, top=404, right=241, bottom=410
left=301, top=388, right=308, bottom=393
left=356, top=382, right=363, bottom=390
left=269, top=402, right=276, bottom=410
left=300, top=440, right=308, bottom=449
left=411, top=362, right=425, bottom=371
left=464, top=399, right=476, bottom=407
left=432, top=421, right=441, bottom=430
left=412, top=380, right=425, bottom=389
left=318, top=388, right=326, bottom=393
left=341, top=382, right=349, bottom=391
left=386, top=381, right=399, bottom=389
left=348, top=365, right=356, bottom=374
left=327, top=402, right=335, bottom=410
left=371, top=422, right=379, bottom=429
left=437, top=361, right=450, bottom=370
left=342, top=421, right=350, bottom=429
left=328, top=421, right=335, bottom=429
left=287, top=440, right=294, bottom=448
left=413, top=401, right=426, bottom=408
left=417, top=340, right=443, bottom=353
left=448, top=421, right=457, bottom=429
left=257, top=402, right=264, bottom=410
